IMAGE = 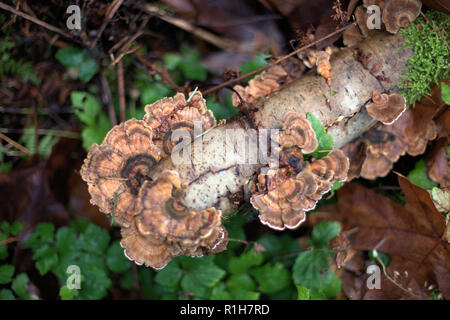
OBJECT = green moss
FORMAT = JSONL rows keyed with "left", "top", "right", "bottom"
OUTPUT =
{"left": 398, "top": 11, "right": 450, "bottom": 106}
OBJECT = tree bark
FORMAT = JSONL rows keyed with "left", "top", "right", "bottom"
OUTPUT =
{"left": 149, "top": 33, "right": 412, "bottom": 215}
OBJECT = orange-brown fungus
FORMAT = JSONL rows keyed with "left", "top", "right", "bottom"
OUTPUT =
{"left": 251, "top": 149, "right": 349, "bottom": 230}
{"left": 251, "top": 169, "right": 318, "bottom": 230}
{"left": 274, "top": 112, "right": 319, "bottom": 154}
{"left": 80, "top": 119, "right": 160, "bottom": 227}
{"left": 119, "top": 170, "right": 228, "bottom": 269}
{"left": 137, "top": 171, "right": 222, "bottom": 246}
{"left": 366, "top": 91, "right": 406, "bottom": 125}
{"left": 143, "top": 91, "right": 216, "bottom": 156}
{"left": 382, "top": 0, "right": 422, "bottom": 34}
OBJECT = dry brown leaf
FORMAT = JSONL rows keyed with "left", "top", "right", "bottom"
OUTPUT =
{"left": 324, "top": 174, "right": 450, "bottom": 299}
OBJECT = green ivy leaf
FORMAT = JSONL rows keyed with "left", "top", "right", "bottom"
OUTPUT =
{"left": 258, "top": 234, "right": 299, "bottom": 267}
{"left": 106, "top": 240, "right": 131, "bottom": 273}
{"left": 297, "top": 285, "right": 310, "bottom": 300}
{"left": 407, "top": 159, "right": 438, "bottom": 189}
{"left": 181, "top": 274, "right": 211, "bottom": 299}
{"left": 228, "top": 249, "right": 264, "bottom": 275}
{"left": 0, "top": 289, "right": 15, "bottom": 300}
{"left": 306, "top": 113, "right": 333, "bottom": 159}
{"left": 0, "top": 264, "right": 15, "bottom": 284}
{"left": 79, "top": 223, "right": 110, "bottom": 255}
{"left": 59, "top": 285, "right": 79, "bottom": 300}
{"left": 11, "top": 273, "right": 30, "bottom": 300}
{"left": 78, "top": 57, "right": 99, "bottom": 83}
{"left": 250, "top": 262, "right": 291, "bottom": 294}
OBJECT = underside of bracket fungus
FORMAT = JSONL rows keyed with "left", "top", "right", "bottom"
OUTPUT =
{"left": 143, "top": 91, "right": 216, "bottom": 156}
{"left": 382, "top": 0, "right": 422, "bottom": 34}
{"left": 366, "top": 91, "right": 406, "bottom": 124}
{"left": 80, "top": 120, "right": 161, "bottom": 227}
{"left": 250, "top": 112, "right": 349, "bottom": 230}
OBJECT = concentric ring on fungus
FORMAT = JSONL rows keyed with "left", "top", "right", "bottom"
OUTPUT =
{"left": 80, "top": 119, "right": 161, "bottom": 227}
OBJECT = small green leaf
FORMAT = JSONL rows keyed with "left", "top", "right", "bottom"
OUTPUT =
{"left": 79, "top": 223, "right": 110, "bottom": 255}
{"left": 226, "top": 273, "right": 256, "bottom": 292}
{"left": 297, "top": 285, "right": 310, "bottom": 300}
{"left": 0, "top": 289, "right": 15, "bottom": 300}
{"left": 292, "top": 250, "right": 342, "bottom": 299}
{"left": 59, "top": 285, "right": 79, "bottom": 300}
{"left": 55, "top": 46, "right": 85, "bottom": 67}
{"left": 240, "top": 53, "right": 270, "bottom": 80}
{"left": 155, "top": 261, "right": 183, "bottom": 289}
{"left": 181, "top": 275, "right": 211, "bottom": 299}
{"left": 230, "top": 288, "right": 260, "bottom": 300}
{"left": 228, "top": 249, "right": 264, "bottom": 275}
{"left": 0, "top": 264, "right": 15, "bottom": 284}
{"left": 407, "top": 159, "right": 438, "bottom": 189}
{"left": 211, "top": 285, "right": 232, "bottom": 300}
{"left": 311, "top": 221, "right": 341, "bottom": 248}
{"left": 0, "top": 221, "right": 10, "bottom": 234}
{"left": 441, "top": 81, "right": 450, "bottom": 105}
{"left": 23, "top": 223, "right": 54, "bottom": 249}
{"left": 70, "top": 91, "right": 100, "bottom": 126}
{"left": 106, "top": 240, "right": 130, "bottom": 273}
{"left": 34, "top": 247, "right": 59, "bottom": 276}
{"left": 11, "top": 273, "right": 30, "bottom": 300}
{"left": 306, "top": 113, "right": 333, "bottom": 159}
{"left": 250, "top": 262, "right": 291, "bottom": 294}
{"left": 80, "top": 266, "right": 111, "bottom": 300}
{"left": 0, "top": 235, "right": 8, "bottom": 260}
{"left": 56, "top": 227, "right": 78, "bottom": 256}
{"left": 78, "top": 55, "right": 99, "bottom": 83}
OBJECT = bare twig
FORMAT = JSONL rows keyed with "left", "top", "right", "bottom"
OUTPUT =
{"left": 100, "top": 73, "right": 117, "bottom": 126}
{"left": 142, "top": 3, "right": 237, "bottom": 51}
{"left": 117, "top": 60, "right": 126, "bottom": 122}
{"left": 0, "top": 128, "right": 80, "bottom": 139}
{"left": 0, "top": 1, "right": 74, "bottom": 39}
{"left": 90, "top": 0, "right": 124, "bottom": 49}
{"left": 202, "top": 22, "right": 356, "bottom": 96}
{"left": 0, "top": 132, "right": 33, "bottom": 156}
{"left": 0, "top": 237, "right": 18, "bottom": 246}
{"left": 133, "top": 51, "right": 182, "bottom": 91}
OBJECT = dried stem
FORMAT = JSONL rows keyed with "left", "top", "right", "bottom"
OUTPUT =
{"left": 90, "top": 0, "right": 124, "bottom": 49}
{"left": 0, "top": 132, "right": 33, "bottom": 156}
{"left": 117, "top": 60, "right": 126, "bottom": 123}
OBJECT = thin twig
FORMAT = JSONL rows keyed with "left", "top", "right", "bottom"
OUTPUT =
{"left": 90, "top": 0, "right": 124, "bottom": 49}
{"left": 117, "top": 60, "right": 126, "bottom": 123}
{"left": 0, "top": 128, "right": 80, "bottom": 139}
{"left": 0, "top": 132, "right": 33, "bottom": 156}
{"left": 100, "top": 73, "right": 117, "bottom": 126}
{"left": 0, "top": 1, "right": 74, "bottom": 39}
{"left": 0, "top": 237, "right": 17, "bottom": 246}
{"left": 142, "top": 3, "right": 237, "bottom": 51}
{"left": 202, "top": 22, "right": 356, "bottom": 96}
{"left": 133, "top": 51, "right": 181, "bottom": 91}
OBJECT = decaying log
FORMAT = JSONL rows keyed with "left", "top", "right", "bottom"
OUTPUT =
{"left": 149, "top": 33, "right": 412, "bottom": 215}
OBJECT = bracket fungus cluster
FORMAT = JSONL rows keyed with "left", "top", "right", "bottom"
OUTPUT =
{"left": 250, "top": 112, "right": 349, "bottom": 230}
{"left": 81, "top": 91, "right": 227, "bottom": 269}
{"left": 366, "top": 91, "right": 406, "bottom": 124}
{"left": 232, "top": 59, "right": 303, "bottom": 108}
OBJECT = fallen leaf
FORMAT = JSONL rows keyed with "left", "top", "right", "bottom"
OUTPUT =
{"left": 323, "top": 174, "right": 450, "bottom": 299}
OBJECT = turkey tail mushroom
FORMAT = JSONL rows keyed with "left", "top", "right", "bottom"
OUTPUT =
{"left": 382, "top": 0, "right": 422, "bottom": 34}
{"left": 80, "top": 119, "right": 161, "bottom": 227}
